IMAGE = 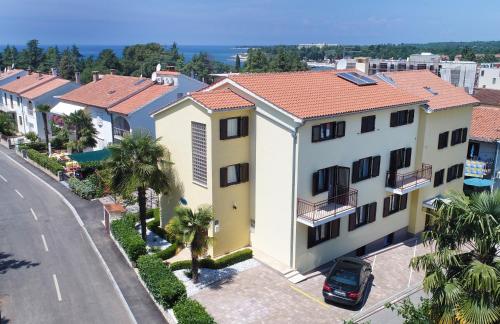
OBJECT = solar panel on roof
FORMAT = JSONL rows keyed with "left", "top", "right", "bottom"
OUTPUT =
{"left": 337, "top": 72, "right": 377, "bottom": 86}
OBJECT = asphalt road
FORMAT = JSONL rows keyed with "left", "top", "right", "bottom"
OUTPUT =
{"left": 0, "top": 151, "right": 134, "bottom": 323}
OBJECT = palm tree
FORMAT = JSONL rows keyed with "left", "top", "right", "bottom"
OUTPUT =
{"left": 36, "top": 104, "right": 51, "bottom": 144}
{"left": 169, "top": 206, "right": 214, "bottom": 283}
{"left": 410, "top": 190, "right": 500, "bottom": 324}
{"left": 64, "top": 110, "right": 97, "bottom": 152}
{"left": 107, "top": 131, "right": 172, "bottom": 241}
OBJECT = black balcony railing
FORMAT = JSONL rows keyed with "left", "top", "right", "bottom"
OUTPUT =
{"left": 386, "top": 163, "right": 432, "bottom": 190}
{"left": 297, "top": 186, "right": 358, "bottom": 225}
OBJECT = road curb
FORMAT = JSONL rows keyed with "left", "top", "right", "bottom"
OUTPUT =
{"left": 1, "top": 150, "right": 138, "bottom": 324}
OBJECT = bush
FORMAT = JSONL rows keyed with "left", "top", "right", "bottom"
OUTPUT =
{"left": 20, "top": 141, "right": 47, "bottom": 152}
{"left": 137, "top": 255, "right": 186, "bottom": 309}
{"left": 169, "top": 248, "right": 253, "bottom": 271}
{"left": 173, "top": 298, "right": 215, "bottom": 324}
{"left": 146, "top": 208, "right": 167, "bottom": 239}
{"left": 26, "top": 149, "right": 63, "bottom": 175}
{"left": 68, "top": 177, "right": 100, "bottom": 200}
{"left": 155, "top": 242, "right": 178, "bottom": 260}
{"left": 25, "top": 131, "right": 38, "bottom": 142}
{"left": 111, "top": 218, "right": 147, "bottom": 262}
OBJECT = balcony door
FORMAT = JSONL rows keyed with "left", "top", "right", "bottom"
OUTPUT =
{"left": 329, "top": 166, "right": 350, "bottom": 205}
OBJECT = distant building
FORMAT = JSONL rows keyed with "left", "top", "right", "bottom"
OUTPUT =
{"left": 477, "top": 64, "right": 500, "bottom": 90}
{"left": 440, "top": 61, "right": 477, "bottom": 94}
{"left": 297, "top": 43, "right": 337, "bottom": 49}
{"left": 0, "top": 68, "right": 27, "bottom": 87}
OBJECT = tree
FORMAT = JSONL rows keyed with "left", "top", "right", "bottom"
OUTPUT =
{"left": 64, "top": 110, "right": 97, "bottom": 151}
{"left": 2, "top": 45, "right": 19, "bottom": 69}
{"left": 59, "top": 46, "right": 83, "bottom": 80}
{"left": 461, "top": 46, "right": 477, "bottom": 62}
{"left": 169, "top": 206, "right": 214, "bottom": 283}
{"left": 235, "top": 54, "right": 241, "bottom": 72}
{"left": 20, "top": 39, "right": 44, "bottom": 70}
{"left": 386, "top": 297, "right": 433, "bottom": 324}
{"left": 244, "top": 48, "right": 269, "bottom": 72}
{"left": 0, "top": 112, "right": 16, "bottom": 135}
{"left": 97, "top": 49, "right": 121, "bottom": 72}
{"left": 36, "top": 104, "right": 52, "bottom": 144}
{"left": 107, "top": 131, "right": 173, "bottom": 241}
{"left": 182, "top": 52, "right": 212, "bottom": 82}
{"left": 39, "top": 46, "right": 61, "bottom": 73}
{"left": 410, "top": 190, "right": 500, "bottom": 324}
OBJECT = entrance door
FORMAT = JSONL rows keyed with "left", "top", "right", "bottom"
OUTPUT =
{"left": 329, "top": 166, "right": 350, "bottom": 205}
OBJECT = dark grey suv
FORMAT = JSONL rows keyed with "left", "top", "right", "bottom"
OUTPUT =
{"left": 322, "top": 257, "right": 372, "bottom": 306}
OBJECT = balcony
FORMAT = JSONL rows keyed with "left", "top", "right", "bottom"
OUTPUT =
{"left": 385, "top": 163, "right": 432, "bottom": 195}
{"left": 297, "top": 186, "right": 358, "bottom": 227}
{"left": 113, "top": 127, "right": 130, "bottom": 139}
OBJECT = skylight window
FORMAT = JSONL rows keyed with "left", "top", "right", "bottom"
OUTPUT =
{"left": 337, "top": 72, "right": 377, "bottom": 86}
{"left": 424, "top": 86, "right": 438, "bottom": 96}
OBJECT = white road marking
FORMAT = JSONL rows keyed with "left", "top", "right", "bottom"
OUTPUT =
{"left": 14, "top": 189, "right": 24, "bottom": 198}
{"left": 30, "top": 208, "right": 38, "bottom": 221}
{"left": 0, "top": 174, "right": 7, "bottom": 182}
{"left": 53, "top": 274, "right": 62, "bottom": 301}
{"left": 41, "top": 234, "right": 49, "bottom": 252}
{"left": 407, "top": 238, "right": 418, "bottom": 287}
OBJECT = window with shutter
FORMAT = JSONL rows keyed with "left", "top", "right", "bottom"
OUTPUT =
{"left": 383, "top": 197, "right": 390, "bottom": 217}
{"left": 408, "top": 110, "right": 415, "bottom": 123}
{"left": 371, "top": 156, "right": 381, "bottom": 177}
{"left": 336, "top": 121, "right": 345, "bottom": 138}
{"left": 311, "top": 121, "right": 345, "bottom": 142}
{"left": 307, "top": 219, "right": 340, "bottom": 248}
{"left": 220, "top": 163, "right": 249, "bottom": 187}
{"left": 438, "top": 132, "right": 449, "bottom": 149}
{"left": 404, "top": 147, "right": 412, "bottom": 168}
{"left": 348, "top": 213, "right": 356, "bottom": 231}
{"left": 361, "top": 115, "right": 376, "bottom": 133}
{"left": 313, "top": 167, "right": 329, "bottom": 195}
{"left": 390, "top": 112, "right": 398, "bottom": 127}
{"left": 457, "top": 163, "right": 464, "bottom": 178}
{"left": 352, "top": 160, "right": 360, "bottom": 183}
{"left": 461, "top": 128, "right": 467, "bottom": 143}
{"left": 434, "top": 169, "right": 444, "bottom": 187}
{"left": 390, "top": 110, "right": 413, "bottom": 127}
{"left": 220, "top": 116, "right": 249, "bottom": 140}
{"left": 368, "top": 202, "right": 377, "bottom": 223}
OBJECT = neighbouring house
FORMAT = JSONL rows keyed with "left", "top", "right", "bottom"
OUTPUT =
{"left": 463, "top": 88, "right": 500, "bottom": 192}
{"left": 153, "top": 69, "right": 478, "bottom": 274}
{"left": 0, "top": 70, "right": 79, "bottom": 139}
{"left": 0, "top": 68, "right": 27, "bottom": 87}
{"left": 54, "top": 68, "right": 206, "bottom": 150}
{"left": 477, "top": 64, "right": 500, "bottom": 90}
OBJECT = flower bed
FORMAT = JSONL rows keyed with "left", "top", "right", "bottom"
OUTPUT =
{"left": 169, "top": 248, "right": 253, "bottom": 271}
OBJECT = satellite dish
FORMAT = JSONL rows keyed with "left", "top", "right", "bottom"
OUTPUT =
{"left": 156, "top": 63, "right": 161, "bottom": 72}
{"left": 151, "top": 71, "right": 157, "bottom": 81}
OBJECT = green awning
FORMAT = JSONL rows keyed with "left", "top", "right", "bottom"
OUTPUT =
{"left": 69, "top": 149, "right": 110, "bottom": 163}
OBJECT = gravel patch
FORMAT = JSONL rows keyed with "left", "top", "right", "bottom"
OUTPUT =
{"left": 135, "top": 225, "right": 171, "bottom": 251}
{"left": 174, "top": 258, "right": 260, "bottom": 296}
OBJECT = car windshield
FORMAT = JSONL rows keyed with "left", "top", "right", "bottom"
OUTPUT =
{"left": 328, "top": 261, "right": 362, "bottom": 288}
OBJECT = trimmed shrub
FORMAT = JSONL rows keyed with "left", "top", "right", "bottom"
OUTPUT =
{"left": 25, "top": 131, "right": 38, "bottom": 142}
{"left": 68, "top": 176, "right": 102, "bottom": 200}
{"left": 137, "top": 254, "right": 186, "bottom": 309}
{"left": 20, "top": 141, "right": 47, "bottom": 152}
{"left": 111, "top": 218, "right": 147, "bottom": 262}
{"left": 173, "top": 298, "right": 215, "bottom": 324}
{"left": 169, "top": 248, "right": 253, "bottom": 271}
{"left": 26, "top": 149, "right": 63, "bottom": 175}
{"left": 155, "top": 242, "right": 178, "bottom": 260}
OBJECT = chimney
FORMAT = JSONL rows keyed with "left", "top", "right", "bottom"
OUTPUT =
{"left": 51, "top": 68, "right": 58, "bottom": 76}
{"left": 92, "top": 71, "right": 99, "bottom": 82}
{"left": 37, "top": 71, "right": 42, "bottom": 78}
{"left": 109, "top": 69, "right": 117, "bottom": 75}
{"left": 75, "top": 72, "right": 81, "bottom": 85}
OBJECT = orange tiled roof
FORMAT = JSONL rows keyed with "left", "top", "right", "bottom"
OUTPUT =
{"left": 224, "top": 70, "right": 424, "bottom": 119}
{"left": 0, "top": 73, "right": 57, "bottom": 94}
{"left": 22, "top": 78, "right": 70, "bottom": 100}
{"left": 109, "top": 84, "right": 174, "bottom": 115}
{"left": 0, "top": 69, "right": 24, "bottom": 81}
{"left": 191, "top": 88, "right": 254, "bottom": 110}
{"left": 472, "top": 88, "right": 500, "bottom": 107}
{"left": 384, "top": 70, "right": 479, "bottom": 111}
{"left": 60, "top": 75, "right": 154, "bottom": 108}
{"left": 470, "top": 105, "right": 500, "bottom": 142}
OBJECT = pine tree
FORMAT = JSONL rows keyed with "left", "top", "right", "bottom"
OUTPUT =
{"left": 235, "top": 54, "right": 241, "bottom": 72}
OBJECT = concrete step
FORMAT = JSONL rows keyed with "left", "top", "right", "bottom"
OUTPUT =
{"left": 288, "top": 273, "right": 307, "bottom": 284}
{"left": 284, "top": 270, "right": 299, "bottom": 279}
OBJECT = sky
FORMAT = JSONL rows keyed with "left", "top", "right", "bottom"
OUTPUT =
{"left": 0, "top": 0, "right": 499, "bottom": 46}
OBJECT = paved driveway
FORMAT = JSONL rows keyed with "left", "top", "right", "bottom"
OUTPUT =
{"left": 193, "top": 239, "right": 430, "bottom": 324}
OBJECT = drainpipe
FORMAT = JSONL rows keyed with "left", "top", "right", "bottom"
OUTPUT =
{"left": 289, "top": 126, "right": 300, "bottom": 270}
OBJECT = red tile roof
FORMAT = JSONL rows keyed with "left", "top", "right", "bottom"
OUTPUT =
{"left": 223, "top": 70, "right": 424, "bottom": 119}
{"left": 108, "top": 84, "right": 174, "bottom": 115}
{"left": 60, "top": 75, "right": 154, "bottom": 108}
{"left": 0, "top": 69, "right": 24, "bottom": 81}
{"left": 22, "top": 78, "right": 70, "bottom": 100}
{"left": 0, "top": 73, "right": 57, "bottom": 94}
{"left": 472, "top": 88, "right": 500, "bottom": 107}
{"left": 384, "top": 70, "right": 479, "bottom": 111}
{"left": 470, "top": 105, "right": 500, "bottom": 142}
{"left": 191, "top": 89, "right": 254, "bottom": 110}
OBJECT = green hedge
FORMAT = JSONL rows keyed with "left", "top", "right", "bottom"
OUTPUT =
{"left": 26, "top": 149, "right": 63, "bottom": 175}
{"left": 20, "top": 141, "right": 47, "bottom": 152}
{"left": 146, "top": 208, "right": 167, "bottom": 239}
{"left": 137, "top": 255, "right": 186, "bottom": 309}
{"left": 169, "top": 248, "right": 253, "bottom": 271}
{"left": 173, "top": 298, "right": 215, "bottom": 324}
{"left": 68, "top": 175, "right": 103, "bottom": 200}
{"left": 111, "top": 217, "right": 147, "bottom": 262}
{"left": 155, "top": 242, "right": 178, "bottom": 260}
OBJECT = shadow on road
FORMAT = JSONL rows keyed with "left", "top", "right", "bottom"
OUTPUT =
{"left": 0, "top": 252, "right": 40, "bottom": 274}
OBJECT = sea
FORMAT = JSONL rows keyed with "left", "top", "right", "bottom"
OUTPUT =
{"left": 0, "top": 44, "right": 250, "bottom": 64}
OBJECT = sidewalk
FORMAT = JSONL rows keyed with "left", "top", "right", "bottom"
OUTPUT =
{"left": 0, "top": 147, "right": 166, "bottom": 323}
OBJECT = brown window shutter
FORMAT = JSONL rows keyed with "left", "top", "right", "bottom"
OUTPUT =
{"left": 404, "top": 148, "right": 412, "bottom": 168}
{"left": 220, "top": 167, "right": 228, "bottom": 187}
{"left": 312, "top": 125, "right": 320, "bottom": 142}
{"left": 220, "top": 119, "right": 227, "bottom": 140}
{"left": 240, "top": 117, "right": 249, "bottom": 137}
{"left": 457, "top": 163, "right": 464, "bottom": 178}
{"left": 352, "top": 160, "right": 360, "bottom": 183}
{"left": 383, "top": 197, "right": 390, "bottom": 217}
{"left": 400, "top": 194, "right": 408, "bottom": 210}
{"left": 389, "top": 150, "right": 398, "bottom": 171}
{"left": 408, "top": 109, "right": 415, "bottom": 123}
{"left": 368, "top": 202, "right": 377, "bottom": 223}
{"left": 371, "top": 156, "right": 381, "bottom": 177}
{"left": 461, "top": 128, "right": 467, "bottom": 143}
{"left": 390, "top": 112, "right": 398, "bottom": 127}
{"left": 312, "top": 171, "right": 319, "bottom": 195}
{"left": 331, "top": 219, "right": 340, "bottom": 238}
{"left": 307, "top": 226, "right": 315, "bottom": 249}
{"left": 348, "top": 212, "right": 357, "bottom": 231}
{"left": 336, "top": 121, "right": 345, "bottom": 138}
{"left": 239, "top": 163, "right": 249, "bottom": 182}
